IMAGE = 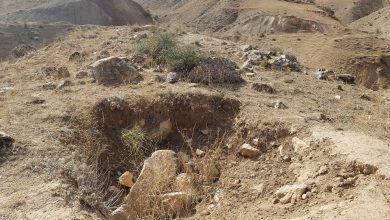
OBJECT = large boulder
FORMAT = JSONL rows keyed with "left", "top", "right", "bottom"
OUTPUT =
{"left": 111, "top": 150, "right": 179, "bottom": 219}
{"left": 90, "top": 56, "right": 142, "bottom": 85}
{"left": 186, "top": 57, "right": 244, "bottom": 85}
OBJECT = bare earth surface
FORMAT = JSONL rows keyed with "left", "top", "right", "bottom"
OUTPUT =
{"left": 0, "top": 0, "right": 390, "bottom": 220}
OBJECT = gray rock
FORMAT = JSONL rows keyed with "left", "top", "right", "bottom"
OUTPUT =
{"left": 167, "top": 72, "right": 179, "bottom": 83}
{"left": 57, "top": 79, "right": 72, "bottom": 89}
{"left": 241, "top": 44, "right": 254, "bottom": 52}
{"left": 274, "top": 100, "right": 288, "bottom": 109}
{"left": 270, "top": 54, "right": 302, "bottom": 72}
{"left": 292, "top": 137, "right": 309, "bottom": 153}
{"left": 276, "top": 184, "right": 308, "bottom": 204}
{"left": 90, "top": 56, "right": 142, "bottom": 85}
{"left": 239, "top": 143, "right": 261, "bottom": 158}
{"left": 318, "top": 165, "right": 328, "bottom": 175}
{"left": 195, "top": 149, "right": 205, "bottom": 157}
{"left": 316, "top": 69, "right": 334, "bottom": 80}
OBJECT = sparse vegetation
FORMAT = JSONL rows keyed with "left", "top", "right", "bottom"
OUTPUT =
{"left": 121, "top": 127, "right": 147, "bottom": 158}
{"left": 138, "top": 32, "right": 177, "bottom": 66}
{"left": 259, "top": 59, "right": 270, "bottom": 69}
{"left": 138, "top": 32, "right": 204, "bottom": 73}
{"left": 167, "top": 45, "right": 204, "bottom": 73}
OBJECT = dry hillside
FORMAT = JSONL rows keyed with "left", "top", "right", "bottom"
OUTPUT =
{"left": 5, "top": 0, "right": 153, "bottom": 26}
{"left": 0, "top": 0, "right": 389, "bottom": 220}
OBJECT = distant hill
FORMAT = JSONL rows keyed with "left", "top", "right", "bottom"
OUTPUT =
{"left": 4, "top": 0, "right": 153, "bottom": 26}
{"left": 350, "top": 5, "right": 390, "bottom": 39}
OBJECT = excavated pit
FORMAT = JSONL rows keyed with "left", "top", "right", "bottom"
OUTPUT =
{"left": 85, "top": 91, "right": 240, "bottom": 185}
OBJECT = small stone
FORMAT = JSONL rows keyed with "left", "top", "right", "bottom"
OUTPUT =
{"left": 200, "top": 129, "right": 209, "bottom": 135}
{"left": 282, "top": 155, "right": 291, "bottom": 162}
{"left": 118, "top": 171, "right": 135, "bottom": 188}
{"left": 291, "top": 137, "right": 309, "bottom": 153}
{"left": 274, "top": 100, "right": 288, "bottom": 109}
{"left": 241, "top": 45, "right": 253, "bottom": 52}
{"left": 301, "top": 194, "right": 307, "bottom": 200}
{"left": 318, "top": 165, "right": 328, "bottom": 175}
{"left": 226, "top": 143, "right": 233, "bottom": 149}
{"left": 334, "top": 95, "right": 341, "bottom": 100}
{"left": 167, "top": 72, "right": 179, "bottom": 83}
{"left": 276, "top": 184, "right": 307, "bottom": 204}
{"left": 214, "top": 190, "right": 224, "bottom": 203}
{"left": 239, "top": 144, "right": 261, "bottom": 158}
{"left": 195, "top": 149, "right": 205, "bottom": 157}
{"left": 57, "top": 79, "right": 72, "bottom": 89}
{"left": 360, "top": 94, "right": 371, "bottom": 101}
{"left": 278, "top": 144, "right": 286, "bottom": 156}
{"left": 201, "top": 210, "right": 211, "bottom": 216}
{"left": 246, "top": 72, "right": 256, "bottom": 77}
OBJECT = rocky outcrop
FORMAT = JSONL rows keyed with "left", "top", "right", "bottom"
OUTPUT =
{"left": 270, "top": 54, "right": 302, "bottom": 72}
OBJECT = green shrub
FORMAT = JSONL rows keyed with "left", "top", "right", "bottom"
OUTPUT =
{"left": 138, "top": 32, "right": 177, "bottom": 65}
{"left": 167, "top": 45, "right": 204, "bottom": 73}
{"left": 138, "top": 32, "right": 204, "bottom": 73}
{"left": 259, "top": 59, "right": 270, "bottom": 69}
{"left": 121, "top": 127, "right": 146, "bottom": 157}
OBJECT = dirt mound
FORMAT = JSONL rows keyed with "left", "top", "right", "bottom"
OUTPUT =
{"left": 6, "top": 0, "right": 152, "bottom": 26}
